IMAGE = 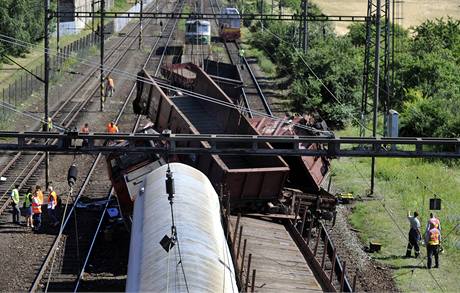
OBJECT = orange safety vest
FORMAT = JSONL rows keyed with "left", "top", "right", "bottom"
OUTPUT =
{"left": 107, "top": 123, "right": 118, "bottom": 134}
{"left": 48, "top": 191, "right": 58, "bottom": 209}
{"left": 32, "top": 196, "right": 42, "bottom": 214}
{"left": 81, "top": 126, "right": 90, "bottom": 133}
{"left": 107, "top": 78, "right": 114, "bottom": 88}
{"left": 428, "top": 228, "right": 440, "bottom": 245}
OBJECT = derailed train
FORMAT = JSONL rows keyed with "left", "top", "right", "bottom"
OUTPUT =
{"left": 125, "top": 163, "right": 237, "bottom": 292}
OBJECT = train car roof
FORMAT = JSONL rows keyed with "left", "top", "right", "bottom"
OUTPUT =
{"left": 185, "top": 19, "right": 211, "bottom": 25}
{"left": 221, "top": 7, "right": 240, "bottom": 14}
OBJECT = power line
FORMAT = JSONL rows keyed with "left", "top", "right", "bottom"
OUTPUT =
{"left": 0, "top": 34, "right": 333, "bottom": 136}
{"left": 259, "top": 26, "right": 384, "bottom": 136}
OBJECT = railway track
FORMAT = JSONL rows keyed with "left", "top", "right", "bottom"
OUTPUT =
{"left": 30, "top": 1, "right": 185, "bottom": 291}
{"left": 0, "top": 2, "right": 164, "bottom": 218}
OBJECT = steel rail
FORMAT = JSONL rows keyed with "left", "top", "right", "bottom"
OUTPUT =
{"left": 29, "top": 1, "right": 172, "bottom": 288}
{"left": 0, "top": 7, "right": 159, "bottom": 216}
{"left": 52, "top": 12, "right": 371, "bottom": 22}
{"left": 72, "top": 1, "right": 184, "bottom": 290}
{"left": 233, "top": 41, "right": 273, "bottom": 116}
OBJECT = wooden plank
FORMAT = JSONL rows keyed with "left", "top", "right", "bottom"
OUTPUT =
{"left": 230, "top": 216, "right": 322, "bottom": 292}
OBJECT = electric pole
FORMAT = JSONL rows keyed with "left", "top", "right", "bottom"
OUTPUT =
{"left": 303, "top": 0, "right": 308, "bottom": 53}
{"left": 370, "top": 0, "right": 382, "bottom": 194}
{"left": 100, "top": 0, "right": 105, "bottom": 112}
{"left": 44, "top": 0, "right": 50, "bottom": 189}
{"left": 56, "top": 0, "right": 60, "bottom": 66}
{"left": 139, "top": 0, "right": 143, "bottom": 49}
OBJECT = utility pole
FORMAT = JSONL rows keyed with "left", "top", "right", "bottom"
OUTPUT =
{"left": 44, "top": 0, "right": 50, "bottom": 189}
{"left": 56, "top": 0, "right": 60, "bottom": 66}
{"left": 100, "top": 0, "right": 105, "bottom": 112}
{"left": 91, "top": 0, "right": 95, "bottom": 32}
{"left": 370, "top": 0, "right": 382, "bottom": 194}
{"left": 303, "top": 0, "right": 308, "bottom": 53}
{"left": 138, "top": 0, "right": 143, "bottom": 49}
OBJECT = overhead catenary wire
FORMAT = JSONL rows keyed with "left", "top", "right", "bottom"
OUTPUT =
{"left": 0, "top": 100, "right": 67, "bottom": 132}
{"left": 0, "top": 34, "right": 333, "bottom": 136}
{"left": 259, "top": 27, "right": 385, "bottom": 136}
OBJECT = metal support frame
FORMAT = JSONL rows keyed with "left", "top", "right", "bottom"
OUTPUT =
{"left": 299, "top": 0, "right": 308, "bottom": 53}
{"left": 360, "top": 0, "right": 391, "bottom": 194}
{"left": 44, "top": 0, "right": 51, "bottom": 189}
{"left": 50, "top": 11, "right": 370, "bottom": 22}
{"left": 138, "top": 0, "right": 143, "bottom": 49}
{"left": 0, "top": 131, "right": 459, "bottom": 158}
{"left": 100, "top": 0, "right": 105, "bottom": 112}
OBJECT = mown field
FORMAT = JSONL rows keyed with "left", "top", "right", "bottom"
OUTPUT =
{"left": 313, "top": 0, "right": 460, "bottom": 34}
{"left": 332, "top": 127, "right": 460, "bottom": 292}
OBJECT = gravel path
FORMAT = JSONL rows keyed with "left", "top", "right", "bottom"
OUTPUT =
{"left": 326, "top": 205, "right": 399, "bottom": 292}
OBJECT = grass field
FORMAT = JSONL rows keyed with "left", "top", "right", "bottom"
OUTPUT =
{"left": 312, "top": 0, "right": 460, "bottom": 34}
{"left": 332, "top": 127, "right": 460, "bottom": 292}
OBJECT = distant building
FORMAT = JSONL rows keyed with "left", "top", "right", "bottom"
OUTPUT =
{"left": 58, "top": 0, "right": 114, "bottom": 35}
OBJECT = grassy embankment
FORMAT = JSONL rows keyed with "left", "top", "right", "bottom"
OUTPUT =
{"left": 332, "top": 126, "right": 460, "bottom": 292}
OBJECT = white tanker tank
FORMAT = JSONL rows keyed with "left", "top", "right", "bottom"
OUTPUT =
{"left": 126, "top": 163, "right": 238, "bottom": 293}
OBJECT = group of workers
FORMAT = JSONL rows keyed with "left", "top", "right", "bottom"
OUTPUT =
{"left": 10, "top": 184, "right": 59, "bottom": 232}
{"left": 406, "top": 211, "right": 442, "bottom": 269}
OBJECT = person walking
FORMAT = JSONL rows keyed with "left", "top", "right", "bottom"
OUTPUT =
{"left": 32, "top": 191, "right": 42, "bottom": 232}
{"left": 47, "top": 185, "right": 59, "bottom": 227}
{"left": 426, "top": 221, "right": 441, "bottom": 269}
{"left": 106, "top": 121, "right": 119, "bottom": 134}
{"left": 10, "top": 184, "right": 20, "bottom": 224}
{"left": 105, "top": 75, "right": 115, "bottom": 98}
{"left": 406, "top": 211, "right": 421, "bottom": 258}
{"left": 238, "top": 48, "right": 245, "bottom": 69}
{"left": 22, "top": 187, "right": 33, "bottom": 228}
{"left": 81, "top": 123, "right": 90, "bottom": 147}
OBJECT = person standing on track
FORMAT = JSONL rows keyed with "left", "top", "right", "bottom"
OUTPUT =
{"left": 105, "top": 75, "right": 115, "bottom": 99}
{"left": 32, "top": 190, "right": 42, "bottom": 232}
{"left": 238, "top": 48, "right": 245, "bottom": 70}
{"left": 22, "top": 187, "right": 33, "bottom": 228}
{"left": 406, "top": 211, "right": 421, "bottom": 258}
{"left": 35, "top": 185, "right": 44, "bottom": 206}
{"left": 47, "top": 185, "right": 59, "bottom": 227}
{"left": 81, "top": 123, "right": 90, "bottom": 147}
{"left": 107, "top": 121, "right": 119, "bottom": 134}
{"left": 425, "top": 221, "right": 441, "bottom": 269}
{"left": 10, "top": 184, "right": 20, "bottom": 224}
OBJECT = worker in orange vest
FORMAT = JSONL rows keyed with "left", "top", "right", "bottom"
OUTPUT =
{"left": 425, "top": 221, "right": 441, "bottom": 269}
{"left": 31, "top": 190, "right": 42, "bottom": 232}
{"left": 105, "top": 75, "right": 115, "bottom": 98}
{"left": 47, "top": 185, "right": 59, "bottom": 227}
{"left": 107, "top": 121, "right": 119, "bottom": 134}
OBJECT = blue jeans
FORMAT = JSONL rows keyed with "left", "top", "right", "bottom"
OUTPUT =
{"left": 33, "top": 213, "right": 42, "bottom": 231}
{"left": 48, "top": 208, "right": 58, "bottom": 224}
{"left": 12, "top": 202, "right": 20, "bottom": 223}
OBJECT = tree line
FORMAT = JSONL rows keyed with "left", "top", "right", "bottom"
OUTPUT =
{"left": 0, "top": 0, "right": 46, "bottom": 59}
{"left": 241, "top": 0, "right": 460, "bottom": 137}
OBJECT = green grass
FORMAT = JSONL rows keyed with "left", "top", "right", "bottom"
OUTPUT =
{"left": 178, "top": 4, "right": 191, "bottom": 32}
{"left": 240, "top": 28, "right": 277, "bottom": 76}
{"left": 332, "top": 127, "right": 460, "bottom": 292}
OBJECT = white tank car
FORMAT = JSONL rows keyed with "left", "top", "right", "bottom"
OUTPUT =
{"left": 126, "top": 163, "right": 238, "bottom": 293}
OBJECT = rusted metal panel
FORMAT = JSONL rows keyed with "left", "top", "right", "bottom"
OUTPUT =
{"left": 250, "top": 116, "right": 330, "bottom": 192}
{"left": 134, "top": 66, "right": 289, "bottom": 206}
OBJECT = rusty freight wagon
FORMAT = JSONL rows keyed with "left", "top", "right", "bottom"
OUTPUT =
{"left": 133, "top": 63, "right": 289, "bottom": 209}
